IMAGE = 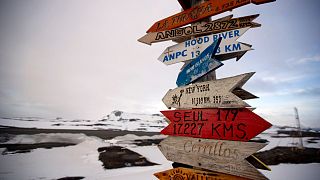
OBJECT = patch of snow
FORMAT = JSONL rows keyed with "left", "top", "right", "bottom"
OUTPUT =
{"left": 0, "top": 133, "right": 170, "bottom": 180}
{"left": 261, "top": 163, "right": 320, "bottom": 180}
{"left": 2, "top": 133, "right": 88, "bottom": 145}
{"left": 113, "top": 134, "right": 167, "bottom": 141}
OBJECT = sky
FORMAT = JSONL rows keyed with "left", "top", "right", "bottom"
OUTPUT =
{"left": 0, "top": 0, "right": 319, "bottom": 127}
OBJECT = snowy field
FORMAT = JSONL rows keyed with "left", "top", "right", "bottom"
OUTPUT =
{"left": 0, "top": 110, "right": 167, "bottom": 132}
{"left": 0, "top": 113, "right": 319, "bottom": 180}
{"left": 0, "top": 131, "right": 319, "bottom": 180}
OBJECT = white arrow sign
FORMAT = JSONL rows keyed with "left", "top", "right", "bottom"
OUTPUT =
{"left": 162, "top": 72, "right": 256, "bottom": 109}
{"left": 159, "top": 27, "right": 252, "bottom": 65}
{"left": 158, "top": 136, "right": 268, "bottom": 180}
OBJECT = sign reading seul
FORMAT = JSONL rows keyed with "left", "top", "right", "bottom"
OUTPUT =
{"left": 164, "top": 72, "right": 256, "bottom": 109}
{"left": 159, "top": 27, "right": 252, "bottom": 65}
{"left": 158, "top": 136, "right": 268, "bottom": 180}
{"left": 138, "top": 14, "right": 260, "bottom": 45}
{"left": 160, "top": 108, "right": 272, "bottom": 141}
{"left": 146, "top": 0, "right": 275, "bottom": 32}
{"left": 176, "top": 38, "right": 223, "bottom": 87}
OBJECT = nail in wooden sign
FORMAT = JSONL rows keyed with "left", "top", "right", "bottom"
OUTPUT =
{"left": 138, "top": 14, "right": 260, "bottom": 45}
{"left": 154, "top": 167, "right": 249, "bottom": 180}
{"left": 159, "top": 27, "right": 252, "bottom": 65}
{"left": 163, "top": 72, "right": 256, "bottom": 109}
{"left": 176, "top": 38, "right": 223, "bottom": 87}
{"left": 160, "top": 108, "right": 272, "bottom": 141}
{"left": 146, "top": 0, "right": 275, "bottom": 32}
{"left": 158, "top": 136, "right": 268, "bottom": 180}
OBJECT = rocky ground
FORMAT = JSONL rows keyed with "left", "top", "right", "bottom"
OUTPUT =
{"left": 0, "top": 127, "right": 319, "bottom": 173}
{"left": 98, "top": 146, "right": 158, "bottom": 169}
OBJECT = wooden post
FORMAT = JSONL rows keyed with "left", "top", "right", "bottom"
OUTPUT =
{"left": 187, "top": 0, "right": 217, "bottom": 82}
{"left": 175, "top": 0, "right": 217, "bottom": 174}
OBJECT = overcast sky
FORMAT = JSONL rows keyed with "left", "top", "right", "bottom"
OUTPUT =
{"left": 0, "top": 0, "right": 319, "bottom": 127}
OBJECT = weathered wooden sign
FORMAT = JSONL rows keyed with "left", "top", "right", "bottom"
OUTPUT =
{"left": 163, "top": 72, "right": 256, "bottom": 109}
{"left": 138, "top": 14, "right": 260, "bottom": 45}
{"left": 160, "top": 108, "right": 271, "bottom": 141}
{"left": 176, "top": 38, "right": 223, "bottom": 87}
{"left": 146, "top": 0, "right": 275, "bottom": 32}
{"left": 216, "top": 45, "right": 251, "bottom": 61}
{"left": 158, "top": 136, "right": 267, "bottom": 180}
{"left": 154, "top": 167, "right": 248, "bottom": 180}
{"left": 159, "top": 27, "right": 252, "bottom": 65}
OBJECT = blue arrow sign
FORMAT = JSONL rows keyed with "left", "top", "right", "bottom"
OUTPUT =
{"left": 176, "top": 38, "right": 223, "bottom": 87}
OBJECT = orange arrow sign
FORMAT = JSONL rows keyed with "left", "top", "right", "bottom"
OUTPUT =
{"left": 154, "top": 167, "right": 249, "bottom": 180}
{"left": 147, "top": 0, "right": 275, "bottom": 32}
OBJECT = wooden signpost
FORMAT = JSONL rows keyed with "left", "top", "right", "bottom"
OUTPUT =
{"left": 138, "top": 14, "right": 260, "bottom": 45}
{"left": 158, "top": 136, "right": 268, "bottom": 180}
{"left": 160, "top": 108, "right": 271, "bottom": 141}
{"left": 139, "top": 0, "right": 275, "bottom": 179}
{"left": 158, "top": 27, "right": 252, "bottom": 65}
{"left": 176, "top": 38, "right": 223, "bottom": 87}
{"left": 164, "top": 72, "right": 256, "bottom": 109}
{"left": 154, "top": 167, "right": 249, "bottom": 180}
{"left": 146, "top": 0, "right": 274, "bottom": 32}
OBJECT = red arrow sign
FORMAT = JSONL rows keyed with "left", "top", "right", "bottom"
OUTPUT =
{"left": 147, "top": 0, "right": 275, "bottom": 32}
{"left": 161, "top": 108, "right": 271, "bottom": 141}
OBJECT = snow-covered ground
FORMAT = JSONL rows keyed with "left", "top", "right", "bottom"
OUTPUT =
{"left": 0, "top": 130, "right": 319, "bottom": 180}
{"left": 0, "top": 133, "right": 171, "bottom": 180}
{"left": 0, "top": 112, "right": 319, "bottom": 179}
{"left": 0, "top": 110, "right": 167, "bottom": 132}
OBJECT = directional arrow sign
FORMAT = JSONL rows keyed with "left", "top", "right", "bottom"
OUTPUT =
{"left": 146, "top": 0, "right": 275, "bottom": 32}
{"left": 164, "top": 72, "right": 256, "bottom": 109}
{"left": 138, "top": 14, "right": 260, "bottom": 45}
{"left": 160, "top": 108, "right": 272, "bottom": 141}
{"left": 159, "top": 27, "right": 252, "bottom": 65}
{"left": 158, "top": 136, "right": 268, "bottom": 180}
{"left": 216, "top": 44, "right": 251, "bottom": 61}
{"left": 176, "top": 38, "right": 223, "bottom": 87}
{"left": 154, "top": 167, "right": 248, "bottom": 180}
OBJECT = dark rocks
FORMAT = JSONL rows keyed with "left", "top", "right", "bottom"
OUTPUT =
{"left": 57, "top": 177, "right": 85, "bottom": 180}
{"left": 114, "top": 111, "right": 123, "bottom": 116}
{"left": 98, "top": 146, "right": 158, "bottom": 169}
{"left": 132, "top": 139, "right": 163, "bottom": 146}
{"left": 277, "top": 130, "right": 320, "bottom": 137}
{"left": 0, "top": 142, "right": 77, "bottom": 155}
{"left": 253, "top": 146, "right": 320, "bottom": 165}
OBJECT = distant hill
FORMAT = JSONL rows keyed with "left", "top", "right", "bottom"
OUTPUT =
{"left": 98, "top": 110, "right": 167, "bottom": 132}
{"left": 0, "top": 110, "right": 168, "bottom": 132}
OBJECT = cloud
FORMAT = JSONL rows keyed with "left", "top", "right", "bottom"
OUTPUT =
{"left": 286, "top": 55, "right": 320, "bottom": 65}
{"left": 255, "top": 86, "right": 320, "bottom": 98}
{"left": 260, "top": 75, "right": 304, "bottom": 84}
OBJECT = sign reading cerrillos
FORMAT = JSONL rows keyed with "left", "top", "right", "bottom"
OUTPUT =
{"left": 154, "top": 167, "right": 249, "bottom": 180}
{"left": 176, "top": 38, "right": 223, "bottom": 87}
{"left": 164, "top": 72, "right": 256, "bottom": 109}
{"left": 160, "top": 108, "right": 271, "bottom": 141}
{"left": 158, "top": 27, "right": 252, "bottom": 65}
{"left": 158, "top": 136, "right": 268, "bottom": 180}
{"left": 146, "top": 0, "right": 275, "bottom": 32}
{"left": 138, "top": 14, "right": 260, "bottom": 45}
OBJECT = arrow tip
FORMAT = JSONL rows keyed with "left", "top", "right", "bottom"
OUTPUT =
{"left": 137, "top": 35, "right": 152, "bottom": 45}
{"left": 251, "top": 0, "right": 276, "bottom": 5}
